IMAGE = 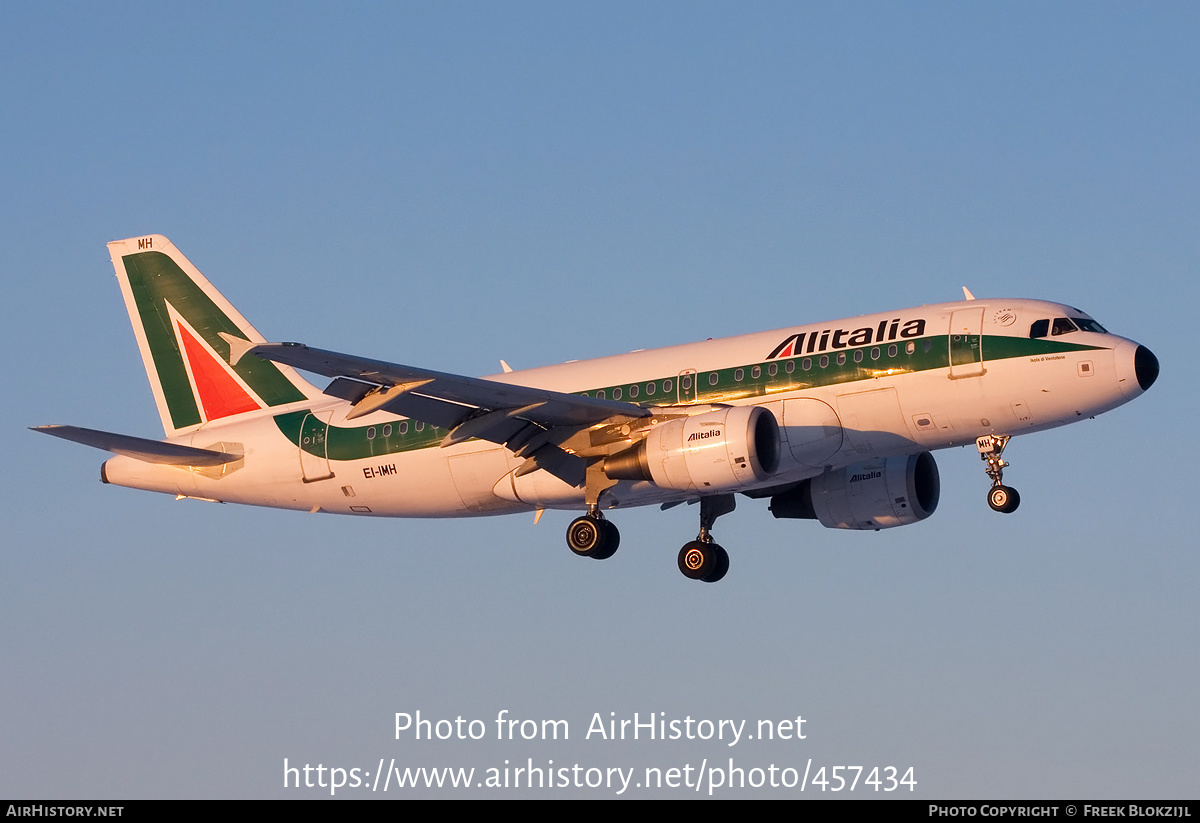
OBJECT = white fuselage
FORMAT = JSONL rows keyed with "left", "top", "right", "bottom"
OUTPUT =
{"left": 101, "top": 297, "right": 1148, "bottom": 518}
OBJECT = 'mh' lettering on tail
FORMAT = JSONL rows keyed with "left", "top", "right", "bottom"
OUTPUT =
{"left": 109, "top": 236, "right": 321, "bottom": 436}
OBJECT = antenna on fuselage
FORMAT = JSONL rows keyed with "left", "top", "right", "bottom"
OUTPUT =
{"left": 962, "top": 287, "right": 976, "bottom": 300}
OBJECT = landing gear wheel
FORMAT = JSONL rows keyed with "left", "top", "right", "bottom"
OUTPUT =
{"left": 566, "top": 516, "right": 619, "bottom": 559}
{"left": 703, "top": 545, "right": 730, "bottom": 583}
{"left": 977, "top": 435, "right": 1021, "bottom": 514}
{"left": 679, "top": 540, "right": 723, "bottom": 581}
{"left": 987, "top": 485, "right": 1020, "bottom": 514}
{"left": 591, "top": 520, "right": 620, "bottom": 560}
{"left": 567, "top": 516, "right": 601, "bottom": 557}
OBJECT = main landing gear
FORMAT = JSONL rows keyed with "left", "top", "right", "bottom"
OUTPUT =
{"left": 566, "top": 462, "right": 621, "bottom": 560}
{"left": 677, "top": 495, "right": 734, "bottom": 583}
{"left": 566, "top": 507, "right": 620, "bottom": 560}
{"left": 977, "top": 434, "right": 1020, "bottom": 514}
{"left": 563, "top": 494, "right": 735, "bottom": 583}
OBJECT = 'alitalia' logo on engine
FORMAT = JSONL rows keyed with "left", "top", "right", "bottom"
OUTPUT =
{"left": 850, "top": 471, "right": 882, "bottom": 482}
{"left": 688, "top": 429, "right": 722, "bottom": 442}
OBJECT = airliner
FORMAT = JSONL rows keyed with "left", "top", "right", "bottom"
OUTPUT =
{"left": 36, "top": 235, "right": 1159, "bottom": 582}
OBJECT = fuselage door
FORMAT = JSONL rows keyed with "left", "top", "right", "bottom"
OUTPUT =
{"left": 949, "top": 307, "right": 986, "bottom": 379}
{"left": 298, "top": 411, "right": 335, "bottom": 483}
{"left": 677, "top": 370, "right": 698, "bottom": 404}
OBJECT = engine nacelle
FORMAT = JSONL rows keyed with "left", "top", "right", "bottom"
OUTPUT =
{"left": 770, "top": 452, "right": 940, "bottom": 530}
{"left": 605, "top": 406, "right": 780, "bottom": 492}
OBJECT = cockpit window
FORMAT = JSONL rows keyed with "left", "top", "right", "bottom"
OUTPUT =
{"left": 1051, "top": 317, "right": 1079, "bottom": 336}
{"left": 1033, "top": 315, "right": 1106, "bottom": 338}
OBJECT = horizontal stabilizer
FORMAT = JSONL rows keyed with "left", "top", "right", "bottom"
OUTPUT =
{"left": 32, "top": 425, "right": 240, "bottom": 467}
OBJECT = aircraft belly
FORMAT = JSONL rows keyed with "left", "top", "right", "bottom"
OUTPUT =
{"left": 448, "top": 448, "right": 521, "bottom": 513}
{"left": 495, "top": 467, "right": 582, "bottom": 508}
{"left": 773, "top": 397, "right": 844, "bottom": 467}
{"left": 834, "top": 387, "right": 914, "bottom": 458}
{"left": 336, "top": 447, "right": 513, "bottom": 517}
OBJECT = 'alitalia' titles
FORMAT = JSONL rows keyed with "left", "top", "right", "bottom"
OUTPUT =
{"left": 767, "top": 318, "right": 927, "bottom": 360}
{"left": 687, "top": 429, "right": 723, "bottom": 443}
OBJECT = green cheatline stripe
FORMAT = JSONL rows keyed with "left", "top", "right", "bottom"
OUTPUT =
{"left": 277, "top": 334, "right": 1102, "bottom": 460}
{"left": 123, "top": 251, "right": 307, "bottom": 430}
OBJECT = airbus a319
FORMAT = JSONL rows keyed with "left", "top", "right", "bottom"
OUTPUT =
{"left": 36, "top": 235, "right": 1159, "bottom": 582}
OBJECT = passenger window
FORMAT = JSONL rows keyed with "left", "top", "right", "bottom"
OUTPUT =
{"left": 785, "top": 361, "right": 794, "bottom": 373}
{"left": 751, "top": 365, "right": 761, "bottom": 379}
{"left": 596, "top": 390, "right": 605, "bottom": 399}
{"left": 818, "top": 355, "right": 829, "bottom": 368}
{"left": 870, "top": 347, "right": 880, "bottom": 360}
{"left": 734, "top": 368, "right": 744, "bottom": 382}
{"left": 628, "top": 385, "right": 638, "bottom": 398}
{"left": 709, "top": 372, "right": 719, "bottom": 386}
{"left": 646, "top": 382, "right": 655, "bottom": 395}
{"left": 613, "top": 387, "right": 622, "bottom": 400}
{"left": 853, "top": 350, "right": 863, "bottom": 363}
{"left": 663, "top": 379, "right": 673, "bottom": 393}
{"left": 802, "top": 358, "right": 811, "bottom": 371}
{"left": 399, "top": 421, "right": 408, "bottom": 434}
{"left": 906, "top": 342, "right": 915, "bottom": 354}
{"left": 888, "top": 344, "right": 898, "bottom": 357}
{"left": 383, "top": 423, "right": 392, "bottom": 437}
{"left": 767, "top": 363, "right": 777, "bottom": 377}
{"left": 836, "top": 353, "right": 846, "bottom": 365}
{"left": 366, "top": 427, "right": 376, "bottom": 440}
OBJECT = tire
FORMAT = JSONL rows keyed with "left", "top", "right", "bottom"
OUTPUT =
{"left": 567, "top": 516, "right": 602, "bottom": 557}
{"left": 590, "top": 520, "right": 620, "bottom": 560}
{"left": 702, "top": 545, "right": 729, "bottom": 583}
{"left": 678, "top": 540, "right": 715, "bottom": 580}
{"left": 988, "top": 485, "right": 1020, "bottom": 514}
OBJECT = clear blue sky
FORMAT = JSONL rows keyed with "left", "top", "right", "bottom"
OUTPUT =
{"left": 2, "top": 1, "right": 1195, "bottom": 798}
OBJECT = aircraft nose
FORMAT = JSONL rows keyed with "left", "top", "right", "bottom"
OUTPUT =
{"left": 1115, "top": 339, "right": 1159, "bottom": 398}
{"left": 1134, "top": 345, "right": 1159, "bottom": 392}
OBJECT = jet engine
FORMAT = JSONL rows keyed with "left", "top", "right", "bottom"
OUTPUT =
{"left": 769, "top": 452, "right": 940, "bottom": 530}
{"left": 604, "top": 406, "right": 780, "bottom": 493}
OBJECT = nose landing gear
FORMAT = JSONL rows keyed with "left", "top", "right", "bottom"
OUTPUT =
{"left": 978, "top": 434, "right": 1020, "bottom": 514}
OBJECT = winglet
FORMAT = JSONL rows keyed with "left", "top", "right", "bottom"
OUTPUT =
{"left": 962, "top": 286, "right": 976, "bottom": 301}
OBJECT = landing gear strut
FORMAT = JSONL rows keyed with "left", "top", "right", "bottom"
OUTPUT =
{"left": 567, "top": 505, "right": 620, "bottom": 560}
{"left": 566, "top": 462, "right": 621, "bottom": 560}
{"left": 677, "top": 495, "right": 733, "bottom": 583}
{"left": 977, "top": 434, "right": 1020, "bottom": 514}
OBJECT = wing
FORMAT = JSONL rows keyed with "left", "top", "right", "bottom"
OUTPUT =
{"left": 232, "top": 339, "right": 652, "bottom": 486}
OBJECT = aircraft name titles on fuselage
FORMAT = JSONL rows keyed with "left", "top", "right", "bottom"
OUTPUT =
{"left": 767, "top": 318, "right": 928, "bottom": 360}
